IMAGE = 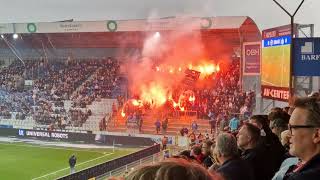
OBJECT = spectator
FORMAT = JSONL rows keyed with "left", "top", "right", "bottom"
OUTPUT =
{"left": 163, "top": 149, "right": 170, "bottom": 159}
{"left": 283, "top": 97, "right": 320, "bottom": 180}
{"left": 191, "top": 120, "right": 198, "bottom": 133}
{"left": 213, "top": 133, "right": 254, "bottom": 180}
{"left": 283, "top": 106, "right": 290, "bottom": 114}
{"left": 237, "top": 123, "right": 270, "bottom": 180}
{"left": 228, "top": 114, "right": 240, "bottom": 133}
{"left": 219, "top": 116, "right": 228, "bottom": 133}
{"left": 126, "top": 158, "right": 217, "bottom": 180}
{"left": 249, "top": 115, "right": 286, "bottom": 177}
{"left": 202, "top": 140, "right": 214, "bottom": 169}
{"left": 162, "top": 118, "right": 168, "bottom": 135}
{"left": 197, "top": 133, "right": 205, "bottom": 144}
{"left": 155, "top": 119, "right": 161, "bottom": 134}
{"left": 180, "top": 126, "right": 189, "bottom": 136}
{"left": 204, "top": 130, "right": 210, "bottom": 140}
{"left": 126, "top": 164, "right": 161, "bottom": 180}
{"left": 188, "top": 131, "right": 196, "bottom": 144}
{"left": 191, "top": 145, "right": 205, "bottom": 164}
{"left": 0, "top": 58, "right": 122, "bottom": 128}
{"left": 270, "top": 118, "right": 288, "bottom": 140}
{"left": 208, "top": 112, "right": 216, "bottom": 134}
{"left": 308, "top": 91, "right": 320, "bottom": 98}
{"left": 162, "top": 136, "right": 168, "bottom": 150}
{"left": 69, "top": 154, "right": 77, "bottom": 174}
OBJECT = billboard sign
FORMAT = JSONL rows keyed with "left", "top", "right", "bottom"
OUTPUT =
{"left": 293, "top": 38, "right": 320, "bottom": 76}
{"left": 243, "top": 42, "right": 261, "bottom": 75}
{"left": 17, "top": 129, "right": 69, "bottom": 139}
{"left": 261, "top": 25, "right": 291, "bottom": 101}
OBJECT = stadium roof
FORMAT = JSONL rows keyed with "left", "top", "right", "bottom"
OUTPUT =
{"left": 0, "top": 16, "right": 261, "bottom": 51}
{"left": 0, "top": 16, "right": 260, "bottom": 34}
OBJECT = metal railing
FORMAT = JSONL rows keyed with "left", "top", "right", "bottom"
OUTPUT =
{"left": 96, "top": 153, "right": 160, "bottom": 180}
{"left": 57, "top": 144, "right": 161, "bottom": 180}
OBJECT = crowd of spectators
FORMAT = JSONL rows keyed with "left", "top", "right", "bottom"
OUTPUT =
{"left": 123, "top": 95, "right": 320, "bottom": 180}
{"left": 0, "top": 57, "right": 120, "bottom": 129}
{"left": 193, "top": 60, "right": 255, "bottom": 120}
{"left": 116, "top": 59, "right": 254, "bottom": 136}
{"left": 155, "top": 59, "right": 255, "bottom": 134}
{"left": 71, "top": 58, "right": 120, "bottom": 108}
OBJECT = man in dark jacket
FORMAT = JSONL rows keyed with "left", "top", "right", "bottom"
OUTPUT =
{"left": 249, "top": 114, "right": 286, "bottom": 177}
{"left": 69, "top": 154, "right": 77, "bottom": 174}
{"left": 214, "top": 133, "right": 254, "bottom": 180}
{"left": 282, "top": 97, "right": 320, "bottom": 180}
{"left": 237, "top": 123, "right": 271, "bottom": 180}
{"left": 284, "top": 155, "right": 320, "bottom": 180}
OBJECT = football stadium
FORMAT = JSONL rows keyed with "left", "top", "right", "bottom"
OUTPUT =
{"left": 1, "top": 1, "right": 320, "bottom": 179}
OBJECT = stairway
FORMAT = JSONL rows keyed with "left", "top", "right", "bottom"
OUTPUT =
{"left": 107, "top": 111, "right": 211, "bottom": 136}
{"left": 81, "top": 98, "right": 116, "bottom": 131}
{"left": 106, "top": 112, "right": 127, "bottom": 133}
{"left": 0, "top": 116, "right": 36, "bottom": 129}
{"left": 141, "top": 115, "right": 211, "bottom": 135}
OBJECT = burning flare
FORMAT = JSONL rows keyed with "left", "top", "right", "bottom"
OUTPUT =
{"left": 140, "top": 83, "right": 168, "bottom": 107}
{"left": 123, "top": 57, "right": 221, "bottom": 117}
{"left": 121, "top": 110, "right": 126, "bottom": 117}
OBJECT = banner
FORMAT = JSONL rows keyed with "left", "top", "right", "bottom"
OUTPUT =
{"left": 261, "top": 25, "right": 291, "bottom": 101}
{"left": 19, "top": 21, "right": 107, "bottom": 33}
{"left": 293, "top": 38, "right": 320, "bottom": 76}
{"left": 18, "top": 129, "right": 69, "bottom": 139}
{"left": 13, "top": 128, "right": 156, "bottom": 146}
{"left": 0, "top": 16, "right": 249, "bottom": 34}
{"left": 261, "top": 85, "right": 290, "bottom": 101}
{"left": 243, "top": 42, "right": 261, "bottom": 75}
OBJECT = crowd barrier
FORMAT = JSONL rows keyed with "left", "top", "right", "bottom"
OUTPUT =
{"left": 57, "top": 144, "right": 161, "bottom": 180}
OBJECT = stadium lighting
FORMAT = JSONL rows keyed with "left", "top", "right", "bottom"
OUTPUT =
{"left": 0, "top": 34, "right": 3, "bottom": 39}
{"left": 13, "top": 33, "right": 19, "bottom": 39}
{"left": 154, "top": 32, "right": 160, "bottom": 38}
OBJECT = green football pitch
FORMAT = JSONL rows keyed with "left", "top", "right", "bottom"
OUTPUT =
{"left": 0, "top": 142, "right": 137, "bottom": 180}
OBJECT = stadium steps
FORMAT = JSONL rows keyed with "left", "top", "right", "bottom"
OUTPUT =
{"left": 87, "top": 99, "right": 116, "bottom": 116}
{"left": 141, "top": 118, "right": 211, "bottom": 135}
{"left": 0, "top": 117, "right": 36, "bottom": 129}
{"left": 106, "top": 112, "right": 127, "bottom": 132}
{"left": 81, "top": 98, "right": 116, "bottom": 131}
{"left": 106, "top": 112, "right": 211, "bottom": 135}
